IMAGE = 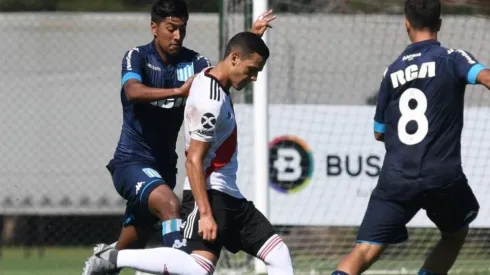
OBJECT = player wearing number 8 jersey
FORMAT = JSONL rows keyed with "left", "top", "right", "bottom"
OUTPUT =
{"left": 332, "top": 1, "right": 490, "bottom": 275}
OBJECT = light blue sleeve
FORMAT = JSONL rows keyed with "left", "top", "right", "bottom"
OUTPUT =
{"left": 121, "top": 72, "right": 142, "bottom": 86}
{"left": 374, "top": 120, "right": 386, "bottom": 133}
{"left": 467, "top": 64, "right": 487, "bottom": 85}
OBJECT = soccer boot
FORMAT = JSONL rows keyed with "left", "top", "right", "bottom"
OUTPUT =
{"left": 82, "top": 243, "right": 120, "bottom": 275}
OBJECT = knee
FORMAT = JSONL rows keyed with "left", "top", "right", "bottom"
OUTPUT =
{"left": 273, "top": 242, "right": 291, "bottom": 260}
{"left": 148, "top": 185, "right": 181, "bottom": 220}
{"left": 263, "top": 240, "right": 292, "bottom": 265}
{"left": 263, "top": 241, "right": 294, "bottom": 275}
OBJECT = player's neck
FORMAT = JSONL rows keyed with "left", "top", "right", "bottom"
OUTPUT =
{"left": 410, "top": 32, "right": 438, "bottom": 44}
{"left": 208, "top": 63, "right": 231, "bottom": 90}
{"left": 153, "top": 40, "right": 172, "bottom": 64}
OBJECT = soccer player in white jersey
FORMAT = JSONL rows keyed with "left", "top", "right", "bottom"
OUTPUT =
{"left": 84, "top": 31, "right": 294, "bottom": 275}
{"left": 179, "top": 31, "right": 293, "bottom": 275}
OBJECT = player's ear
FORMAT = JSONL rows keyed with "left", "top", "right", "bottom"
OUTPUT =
{"left": 151, "top": 22, "right": 158, "bottom": 37}
{"left": 404, "top": 18, "right": 410, "bottom": 32}
{"left": 231, "top": 52, "right": 240, "bottom": 67}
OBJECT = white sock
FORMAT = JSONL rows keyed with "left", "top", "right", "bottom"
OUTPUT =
{"left": 116, "top": 247, "right": 213, "bottom": 275}
{"left": 257, "top": 234, "right": 294, "bottom": 275}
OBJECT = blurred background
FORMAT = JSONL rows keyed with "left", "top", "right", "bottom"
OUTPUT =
{"left": 0, "top": 0, "right": 490, "bottom": 274}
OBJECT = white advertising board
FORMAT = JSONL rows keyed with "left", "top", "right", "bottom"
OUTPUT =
{"left": 1, "top": 104, "right": 489, "bottom": 229}
{"left": 234, "top": 105, "right": 490, "bottom": 228}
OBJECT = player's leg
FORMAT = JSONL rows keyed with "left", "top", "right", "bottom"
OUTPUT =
{"left": 333, "top": 192, "right": 420, "bottom": 275}
{"left": 419, "top": 227, "right": 468, "bottom": 275}
{"left": 83, "top": 163, "right": 161, "bottom": 275}
{"left": 420, "top": 177, "right": 479, "bottom": 274}
{"left": 147, "top": 182, "right": 183, "bottom": 248}
{"left": 98, "top": 190, "right": 220, "bottom": 274}
{"left": 114, "top": 163, "right": 183, "bottom": 248}
{"left": 180, "top": 190, "right": 221, "bottom": 268}
{"left": 83, "top": 190, "right": 213, "bottom": 275}
{"left": 114, "top": 222, "right": 153, "bottom": 250}
{"left": 94, "top": 182, "right": 181, "bottom": 253}
{"left": 107, "top": 190, "right": 223, "bottom": 274}
{"left": 236, "top": 198, "right": 293, "bottom": 275}
{"left": 85, "top": 244, "right": 213, "bottom": 275}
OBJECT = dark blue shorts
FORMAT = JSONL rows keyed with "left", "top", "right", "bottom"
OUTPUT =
{"left": 357, "top": 176, "right": 480, "bottom": 245}
{"left": 107, "top": 159, "right": 176, "bottom": 231}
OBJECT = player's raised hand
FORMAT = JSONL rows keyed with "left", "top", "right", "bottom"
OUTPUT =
{"left": 251, "top": 9, "right": 276, "bottom": 37}
{"left": 198, "top": 214, "right": 218, "bottom": 242}
{"left": 177, "top": 74, "right": 198, "bottom": 97}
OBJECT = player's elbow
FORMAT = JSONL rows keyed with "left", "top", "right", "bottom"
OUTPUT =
{"left": 374, "top": 132, "right": 385, "bottom": 142}
{"left": 123, "top": 82, "right": 142, "bottom": 102}
{"left": 185, "top": 156, "right": 201, "bottom": 173}
{"left": 124, "top": 87, "right": 138, "bottom": 102}
{"left": 184, "top": 158, "right": 193, "bottom": 171}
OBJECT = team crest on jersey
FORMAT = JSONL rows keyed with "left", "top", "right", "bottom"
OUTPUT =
{"left": 176, "top": 62, "right": 194, "bottom": 81}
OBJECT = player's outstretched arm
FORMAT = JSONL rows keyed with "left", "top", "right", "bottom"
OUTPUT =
{"left": 450, "top": 49, "right": 488, "bottom": 90}
{"left": 476, "top": 69, "right": 490, "bottom": 90}
{"left": 120, "top": 47, "right": 196, "bottom": 102}
{"left": 185, "top": 139, "right": 218, "bottom": 242}
{"left": 124, "top": 74, "right": 195, "bottom": 102}
{"left": 250, "top": 9, "right": 276, "bottom": 37}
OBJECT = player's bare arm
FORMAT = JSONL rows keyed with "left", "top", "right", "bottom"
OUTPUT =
{"left": 124, "top": 74, "right": 196, "bottom": 102}
{"left": 250, "top": 9, "right": 276, "bottom": 37}
{"left": 476, "top": 69, "right": 490, "bottom": 89}
{"left": 185, "top": 138, "right": 218, "bottom": 242}
{"left": 374, "top": 132, "right": 384, "bottom": 142}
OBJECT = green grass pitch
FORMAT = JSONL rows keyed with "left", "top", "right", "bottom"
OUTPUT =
{"left": 1, "top": 247, "right": 489, "bottom": 275}
{"left": 0, "top": 247, "right": 134, "bottom": 275}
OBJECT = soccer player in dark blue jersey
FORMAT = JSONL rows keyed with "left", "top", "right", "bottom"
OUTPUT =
{"left": 83, "top": 1, "right": 276, "bottom": 273}
{"left": 332, "top": 1, "right": 490, "bottom": 275}
{"left": 106, "top": 0, "right": 209, "bottom": 253}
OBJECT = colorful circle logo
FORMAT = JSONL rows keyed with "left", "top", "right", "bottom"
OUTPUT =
{"left": 269, "top": 135, "right": 314, "bottom": 194}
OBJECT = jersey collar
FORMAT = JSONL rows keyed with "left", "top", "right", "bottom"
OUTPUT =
{"left": 149, "top": 40, "right": 183, "bottom": 66}
{"left": 204, "top": 68, "right": 231, "bottom": 95}
{"left": 149, "top": 40, "right": 167, "bottom": 66}
{"left": 404, "top": 39, "right": 440, "bottom": 52}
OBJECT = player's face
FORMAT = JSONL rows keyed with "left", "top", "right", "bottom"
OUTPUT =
{"left": 229, "top": 52, "right": 266, "bottom": 91}
{"left": 151, "top": 17, "right": 187, "bottom": 56}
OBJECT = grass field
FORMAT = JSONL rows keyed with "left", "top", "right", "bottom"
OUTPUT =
{"left": 1, "top": 247, "right": 489, "bottom": 275}
{"left": 0, "top": 247, "right": 134, "bottom": 275}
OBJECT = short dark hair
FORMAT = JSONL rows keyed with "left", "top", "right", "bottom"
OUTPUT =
{"left": 404, "top": 0, "right": 441, "bottom": 32}
{"left": 151, "top": 0, "right": 189, "bottom": 24}
{"left": 224, "top": 32, "right": 270, "bottom": 60}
